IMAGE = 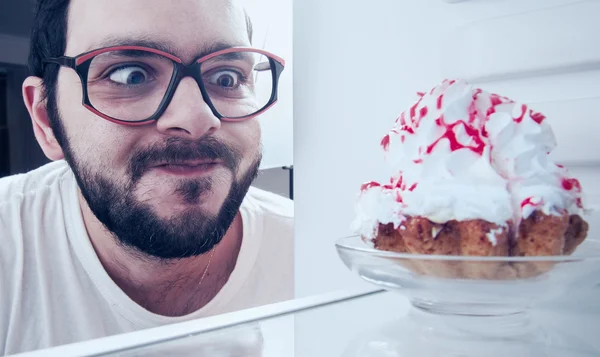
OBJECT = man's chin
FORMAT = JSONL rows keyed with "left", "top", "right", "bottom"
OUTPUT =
{"left": 135, "top": 187, "right": 230, "bottom": 219}
{"left": 70, "top": 154, "right": 260, "bottom": 259}
{"left": 155, "top": 203, "right": 221, "bottom": 223}
{"left": 122, "top": 208, "right": 225, "bottom": 259}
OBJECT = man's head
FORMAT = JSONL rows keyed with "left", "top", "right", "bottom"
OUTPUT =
{"left": 24, "top": 0, "right": 273, "bottom": 259}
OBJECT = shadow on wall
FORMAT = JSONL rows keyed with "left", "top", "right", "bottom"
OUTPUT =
{"left": 252, "top": 166, "right": 293, "bottom": 199}
{"left": 0, "top": 63, "right": 51, "bottom": 178}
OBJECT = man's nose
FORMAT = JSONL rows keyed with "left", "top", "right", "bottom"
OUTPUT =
{"left": 155, "top": 77, "right": 221, "bottom": 139}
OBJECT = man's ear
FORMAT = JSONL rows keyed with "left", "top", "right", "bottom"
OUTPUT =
{"left": 22, "top": 76, "right": 65, "bottom": 161}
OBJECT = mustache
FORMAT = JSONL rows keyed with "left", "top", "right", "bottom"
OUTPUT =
{"left": 128, "top": 136, "right": 242, "bottom": 182}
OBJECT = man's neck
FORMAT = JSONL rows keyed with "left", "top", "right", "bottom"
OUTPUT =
{"left": 78, "top": 192, "right": 243, "bottom": 317}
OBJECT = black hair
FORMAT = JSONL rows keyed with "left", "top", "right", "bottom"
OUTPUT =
{"left": 28, "top": 0, "right": 71, "bottom": 147}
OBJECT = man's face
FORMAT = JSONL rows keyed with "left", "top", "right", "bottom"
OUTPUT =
{"left": 52, "top": 0, "right": 262, "bottom": 259}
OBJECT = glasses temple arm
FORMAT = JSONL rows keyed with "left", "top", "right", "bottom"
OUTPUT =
{"left": 42, "top": 56, "right": 77, "bottom": 69}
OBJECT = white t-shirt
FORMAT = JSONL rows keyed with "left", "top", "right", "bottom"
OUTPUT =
{"left": 0, "top": 161, "right": 294, "bottom": 356}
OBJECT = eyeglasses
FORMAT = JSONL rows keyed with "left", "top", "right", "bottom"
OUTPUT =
{"left": 43, "top": 46, "right": 285, "bottom": 125}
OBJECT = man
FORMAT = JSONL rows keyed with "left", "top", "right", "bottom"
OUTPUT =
{"left": 0, "top": 0, "right": 293, "bottom": 355}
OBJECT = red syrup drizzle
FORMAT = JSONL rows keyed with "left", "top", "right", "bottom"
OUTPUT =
{"left": 395, "top": 112, "right": 406, "bottom": 125}
{"left": 391, "top": 175, "right": 418, "bottom": 201}
{"left": 396, "top": 191, "right": 403, "bottom": 202}
{"left": 392, "top": 175, "right": 406, "bottom": 190}
{"left": 426, "top": 119, "right": 485, "bottom": 156}
{"left": 486, "top": 94, "right": 504, "bottom": 116}
{"left": 521, "top": 197, "right": 541, "bottom": 209}
{"left": 383, "top": 176, "right": 397, "bottom": 191}
{"left": 437, "top": 94, "right": 443, "bottom": 110}
{"left": 513, "top": 104, "right": 527, "bottom": 123}
{"left": 409, "top": 103, "right": 418, "bottom": 124}
{"left": 401, "top": 125, "right": 415, "bottom": 134}
{"left": 530, "top": 110, "right": 546, "bottom": 124}
{"left": 562, "top": 178, "right": 582, "bottom": 192}
{"left": 408, "top": 93, "right": 427, "bottom": 126}
{"left": 380, "top": 134, "right": 390, "bottom": 151}
{"left": 360, "top": 181, "right": 381, "bottom": 192}
{"left": 468, "top": 100, "right": 478, "bottom": 124}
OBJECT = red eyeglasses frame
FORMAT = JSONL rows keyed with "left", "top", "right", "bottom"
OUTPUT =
{"left": 43, "top": 46, "right": 286, "bottom": 126}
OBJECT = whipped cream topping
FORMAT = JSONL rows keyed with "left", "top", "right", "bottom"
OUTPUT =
{"left": 353, "top": 79, "right": 585, "bottom": 242}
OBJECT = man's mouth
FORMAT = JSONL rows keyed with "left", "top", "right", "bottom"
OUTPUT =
{"left": 151, "top": 160, "right": 222, "bottom": 176}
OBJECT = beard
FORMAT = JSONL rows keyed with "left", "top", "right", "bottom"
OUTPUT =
{"left": 47, "top": 99, "right": 261, "bottom": 260}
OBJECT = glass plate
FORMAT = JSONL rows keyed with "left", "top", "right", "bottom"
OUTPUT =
{"left": 341, "top": 313, "right": 599, "bottom": 357}
{"left": 335, "top": 235, "right": 600, "bottom": 355}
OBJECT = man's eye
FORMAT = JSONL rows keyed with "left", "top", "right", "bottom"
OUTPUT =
{"left": 108, "top": 66, "right": 150, "bottom": 85}
{"left": 207, "top": 70, "right": 242, "bottom": 88}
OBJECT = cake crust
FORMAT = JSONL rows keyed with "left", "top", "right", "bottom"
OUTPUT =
{"left": 369, "top": 211, "right": 589, "bottom": 280}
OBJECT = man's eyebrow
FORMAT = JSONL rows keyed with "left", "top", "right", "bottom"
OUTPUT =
{"left": 86, "top": 36, "right": 246, "bottom": 62}
{"left": 87, "top": 36, "right": 178, "bottom": 55}
{"left": 193, "top": 42, "right": 245, "bottom": 61}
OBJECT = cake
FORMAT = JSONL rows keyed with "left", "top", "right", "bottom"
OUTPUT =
{"left": 352, "top": 79, "right": 589, "bottom": 277}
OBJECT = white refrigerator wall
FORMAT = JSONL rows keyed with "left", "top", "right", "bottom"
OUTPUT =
{"left": 243, "top": 0, "right": 294, "bottom": 170}
{"left": 294, "top": 0, "right": 600, "bottom": 297}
